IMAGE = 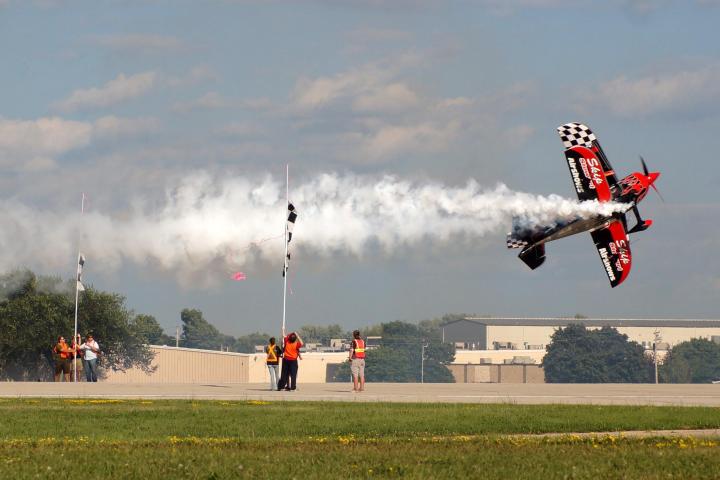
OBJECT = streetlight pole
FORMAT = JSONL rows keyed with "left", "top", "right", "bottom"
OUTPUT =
{"left": 653, "top": 330, "right": 662, "bottom": 384}
{"left": 421, "top": 342, "right": 428, "bottom": 384}
{"left": 653, "top": 343, "right": 658, "bottom": 384}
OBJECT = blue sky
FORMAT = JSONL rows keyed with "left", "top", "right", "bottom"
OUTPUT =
{"left": 1, "top": 1, "right": 719, "bottom": 337}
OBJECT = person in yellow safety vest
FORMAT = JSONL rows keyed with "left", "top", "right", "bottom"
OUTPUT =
{"left": 266, "top": 337, "right": 283, "bottom": 391}
{"left": 349, "top": 330, "right": 366, "bottom": 392}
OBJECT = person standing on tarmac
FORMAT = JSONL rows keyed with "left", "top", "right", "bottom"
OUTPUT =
{"left": 349, "top": 330, "right": 366, "bottom": 392}
{"left": 266, "top": 337, "right": 282, "bottom": 391}
{"left": 277, "top": 332, "right": 303, "bottom": 391}
{"left": 52, "top": 336, "right": 73, "bottom": 382}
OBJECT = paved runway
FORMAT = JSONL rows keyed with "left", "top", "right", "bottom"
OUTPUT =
{"left": 1, "top": 382, "right": 719, "bottom": 406}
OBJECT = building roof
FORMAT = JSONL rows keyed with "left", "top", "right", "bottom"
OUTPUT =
{"left": 449, "top": 317, "right": 720, "bottom": 328}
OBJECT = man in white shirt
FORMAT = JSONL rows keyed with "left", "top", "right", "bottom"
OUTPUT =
{"left": 80, "top": 334, "right": 101, "bottom": 382}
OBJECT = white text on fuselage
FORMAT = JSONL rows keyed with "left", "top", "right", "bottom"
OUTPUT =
{"left": 579, "top": 157, "right": 604, "bottom": 189}
{"left": 568, "top": 158, "right": 584, "bottom": 193}
{"left": 608, "top": 239, "right": 630, "bottom": 272}
{"left": 599, "top": 247, "right": 616, "bottom": 281}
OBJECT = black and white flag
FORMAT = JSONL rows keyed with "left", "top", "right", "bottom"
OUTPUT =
{"left": 287, "top": 202, "right": 297, "bottom": 244}
{"left": 283, "top": 203, "right": 297, "bottom": 277}
{"left": 77, "top": 254, "right": 86, "bottom": 292}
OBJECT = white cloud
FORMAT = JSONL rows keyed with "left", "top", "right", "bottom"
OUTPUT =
{"left": 23, "top": 156, "right": 57, "bottom": 171}
{"left": 283, "top": 55, "right": 536, "bottom": 164}
{"left": 54, "top": 72, "right": 157, "bottom": 112}
{"left": 165, "top": 65, "right": 220, "bottom": 87}
{"left": 94, "top": 34, "right": 184, "bottom": 53}
{"left": 0, "top": 115, "right": 162, "bottom": 171}
{"left": 436, "top": 97, "right": 475, "bottom": 108}
{"left": 0, "top": 117, "right": 93, "bottom": 170}
{"left": 293, "top": 70, "right": 379, "bottom": 109}
{"left": 240, "top": 97, "right": 276, "bottom": 111}
{"left": 216, "top": 122, "right": 265, "bottom": 138}
{"left": 172, "top": 91, "right": 229, "bottom": 112}
{"left": 364, "top": 121, "right": 460, "bottom": 160}
{"left": 93, "top": 116, "right": 161, "bottom": 139}
{"left": 580, "top": 65, "right": 720, "bottom": 117}
{"left": 495, "top": 124, "right": 535, "bottom": 148}
{"left": 476, "top": 81, "right": 536, "bottom": 113}
{"left": 353, "top": 82, "right": 419, "bottom": 113}
{"left": 346, "top": 27, "right": 413, "bottom": 44}
{"left": 291, "top": 53, "right": 422, "bottom": 111}
{"left": 53, "top": 67, "right": 219, "bottom": 114}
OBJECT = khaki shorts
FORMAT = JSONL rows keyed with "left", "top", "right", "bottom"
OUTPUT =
{"left": 351, "top": 358, "right": 365, "bottom": 377}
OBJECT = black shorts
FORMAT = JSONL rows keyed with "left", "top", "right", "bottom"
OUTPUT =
{"left": 55, "top": 358, "right": 70, "bottom": 375}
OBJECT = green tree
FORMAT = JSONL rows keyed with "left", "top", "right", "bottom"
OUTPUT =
{"left": 76, "top": 289, "right": 155, "bottom": 373}
{"left": 298, "top": 324, "right": 347, "bottom": 345}
{"left": 130, "top": 314, "right": 174, "bottom": 345}
{"left": 359, "top": 323, "right": 383, "bottom": 337}
{"left": 180, "top": 308, "right": 225, "bottom": 350}
{"left": 543, "top": 324, "right": 653, "bottom": 383}
{"left": 234, "top": 332, "right": 270, "bottom": 353}
{"left": 332, "top": 321, "right": 455, "bottom": 382}
{"left": 660, "top": 338, "right": 720, "bottom": 383}
{"left": 0, "top": 271, "right": 154, "bottom": 380}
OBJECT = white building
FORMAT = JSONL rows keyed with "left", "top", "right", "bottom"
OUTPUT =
{"left": 442, "top": 317, "right": 720, "bottom": 352}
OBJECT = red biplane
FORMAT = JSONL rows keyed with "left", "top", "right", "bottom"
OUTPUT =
{"left": 507, "top": 122, "right": 660, "bottom": 287}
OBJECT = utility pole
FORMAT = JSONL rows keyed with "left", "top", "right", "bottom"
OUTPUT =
{"left": 176, "top": 326, "right": 180, "bottom": 348}
{"left": 421, "top": 341, "right": 428, "bottom": 384}
{"left": 653, "top": 330, "right": 662, "bottom": 384}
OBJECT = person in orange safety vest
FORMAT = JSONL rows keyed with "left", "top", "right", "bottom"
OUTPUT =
{"left": 349, "top": 330, "right": 365, "bottom": 392}
{"left": 277, "top": 332, "right": 303, "bottom": 391}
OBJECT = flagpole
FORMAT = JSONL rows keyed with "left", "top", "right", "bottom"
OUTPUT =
{"left": 282, "top": 165, "right": 289, "bottom": 340}
{"left": 73, "top": 194, "right": 85, "bottom": 382}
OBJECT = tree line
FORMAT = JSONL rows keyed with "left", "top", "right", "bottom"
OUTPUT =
{"left": 177, "top": 310, "right": 457, "bottom": 382}
{"left": 4, "top": 269, "right": 715, "bottom": 383}
{"left": 543, "top": 324, "right": 720, "bottom": 383}
{"left": 0, "top": 270, "right": 458, "bottom": 382}
{"left": 0, "top": 271, "right": 155, "bottom": 380}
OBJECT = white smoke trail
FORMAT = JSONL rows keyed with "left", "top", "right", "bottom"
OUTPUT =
{"left": 0, "top": 172, "right": 628, "bottom": 283}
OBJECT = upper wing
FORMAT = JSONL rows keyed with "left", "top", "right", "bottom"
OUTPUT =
{"left": 557, "top": 122, "right": 619, "bottom": 202}
{"left": 590, "top": 220, "right": 631, "bottom": 288}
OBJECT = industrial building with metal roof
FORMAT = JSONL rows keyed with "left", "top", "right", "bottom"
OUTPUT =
{"left": 442, "top": 317, "right": 720, "bottom": 351}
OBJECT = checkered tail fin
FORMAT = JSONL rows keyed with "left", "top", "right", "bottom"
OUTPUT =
{"left": 557, "top": 122, "right": 597, "bottom": 149}
{"left": 507, "top": 233, "right": 529, "bottom": 249}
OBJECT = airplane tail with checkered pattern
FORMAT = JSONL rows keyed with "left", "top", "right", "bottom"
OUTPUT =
{"left": 506, "top": 233, "right": 528, "bottom": 249}
{"left": 506, "top": 216, "right": 534, "bottom": 249}
{"left": 507, "top": 217, "right": 546, "bottom": 269}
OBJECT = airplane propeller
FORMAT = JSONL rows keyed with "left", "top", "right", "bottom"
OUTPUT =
{"left": 640, "top": 156, "right": 664, "bottom": 202}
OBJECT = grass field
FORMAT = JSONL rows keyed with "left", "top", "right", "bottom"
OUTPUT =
{"left": 1, "top": 399, "right": 719, "bottom": 478}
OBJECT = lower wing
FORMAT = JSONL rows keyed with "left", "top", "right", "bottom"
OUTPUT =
{"left": 590, "top": 220, "right": 632, "bottom": 288}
